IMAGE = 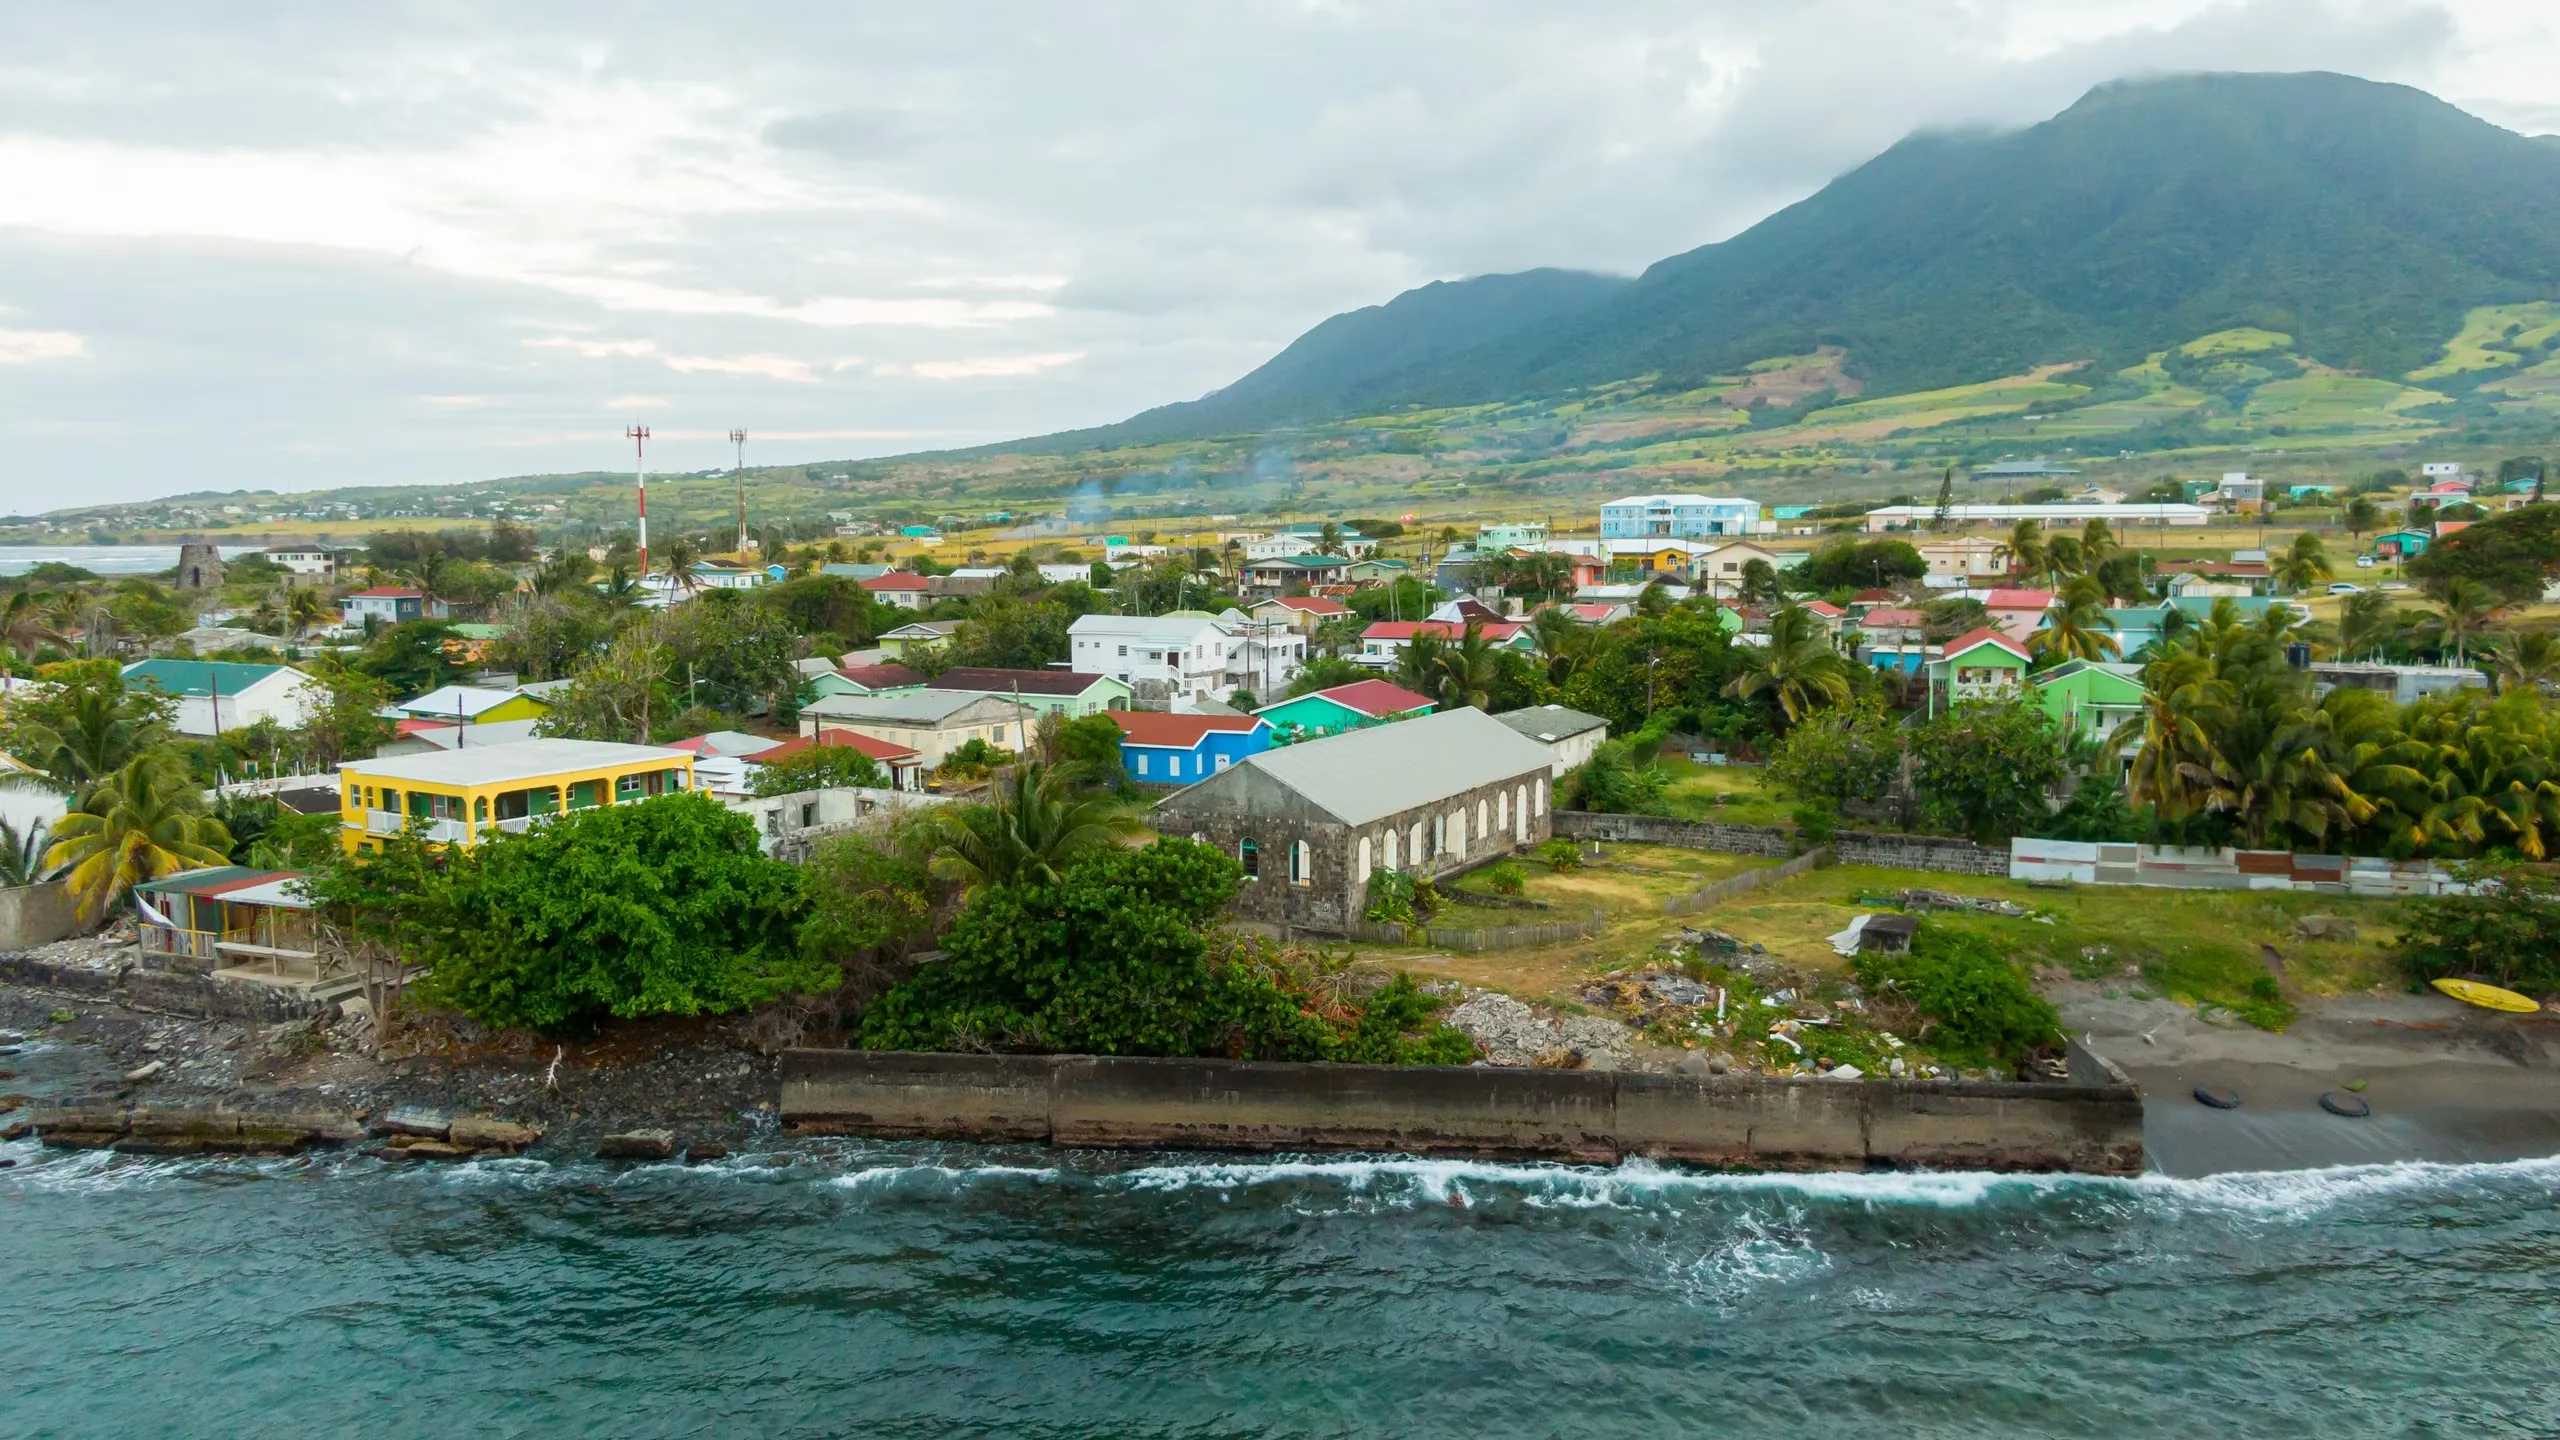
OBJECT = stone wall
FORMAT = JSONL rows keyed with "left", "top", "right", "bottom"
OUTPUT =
{"left": 781, "top": 1049, "right": 2145, "bottom": 1175}
{"left": 1160, "top": 766, "right": 1554, "bottom": 932}
{"left": 1552, "top": 811, "right": 2007, "bottom": 876}
{"left": 0, "top": 953, "right": 329, "bottom": 1022}
{"left": 0, "top": 883, "right": 76, "bottom": 951}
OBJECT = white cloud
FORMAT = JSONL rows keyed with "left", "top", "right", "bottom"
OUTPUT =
{"left": 603, "top": 394, "right": 665, "bottom": 410}
{"left": 0, "top": 1, "right": 2549, "bottom": 501}
{"left": 0, "top": 327, "right": 86, "bottom": 363}
{"left": 877, "top": 351, "right": 1088, "bottom": 380}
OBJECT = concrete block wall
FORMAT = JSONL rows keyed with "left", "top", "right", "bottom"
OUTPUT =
{"left": 781, "top": 1049, "right": 2146, "bottom": 1175}
{"left": 1553, "top": 811, "right": 2008, "bottom": 876}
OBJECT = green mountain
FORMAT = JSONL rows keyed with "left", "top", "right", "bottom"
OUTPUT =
{"left": 1092, "top": 71, "right": 2560, "bottom": 444}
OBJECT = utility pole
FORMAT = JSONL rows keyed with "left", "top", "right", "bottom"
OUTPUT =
{"left": 627, "top": 425, "right": 652, "bottom": 582}
{"left": 730, "top": 428, "right": 749, "bottom": 557}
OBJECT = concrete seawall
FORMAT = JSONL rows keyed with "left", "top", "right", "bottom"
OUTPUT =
{"left": 781, "top": 1050, "right": 2145, "bottom": 1175}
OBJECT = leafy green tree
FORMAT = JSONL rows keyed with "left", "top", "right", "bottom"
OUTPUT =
{"left": 1054, "top": 711, "right": 1134, "bottom": 786}
{"left": 1766, "top": 698, "right": 1903, "bottom": 812}
{"left": 1910, "top": 699, "right": 2070, "bottom": 842}
{"left": 1285, "top": 655, "right": 1369, "bottom": 697}
{"left": 750, "top": 744, "right": 888, "bottom": 797}
{"left": 1797, "top": 538, "right": 1926, "bottom": 591}
{"left": 797, "top": 810, "right": 950, "bottom": 1009}
{"left": 1563, "top": 739, "right": 1670, "bottom": 814}
{"left": 487, "top": 595, "right": 608, "bottom": 682}
{"left": 539, "top": 622, "right": 670, "bottom": 743}
{"left": 415, "top": 793, "right": 827, "bottom": 1033}
{"left": 2407, "top": 504, "right": 2560, "bottom": 603}
{"left": 44, "top": 753, "right": 234, "bottom": 924}
{"left": 2271, "top": 531, "right": 2332, "bottom": 593}
{"left": 354, "top": 619, "right": 465, "bottom": 697}
{"left": 290, "top": 655, "right": 395, "bottom": 767}
{"left": 2344, "top": 494, "right": 2382, "bottom": 547}
{"left": 1853, "top": 926, "right": 2060, "bottom": 1066}
{"left": 2487, "top": 628, "right": 2560, "bottom": 696}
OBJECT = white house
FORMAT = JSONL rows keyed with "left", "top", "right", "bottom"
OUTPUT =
{"left": 121, "top": 659, "right": 324, "bottom": 737}
{"left": 1599, "top": 493, "right": 1763, "bottom": 539}
{"left": 1492, "top": 704, "right": 1609, "bottom": 778}
{"left": 261, "top": 546, "right": 342, "bottom": 583}
{"left": 1068, "top": 612, "right": 1304, "bottom": 703}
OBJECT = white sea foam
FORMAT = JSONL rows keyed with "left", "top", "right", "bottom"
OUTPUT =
{"left": 830, "top": 1162, "right": 1061, "bottom": 1191}
{"left": 2135, "top": 1154, "right": 2560, "bottom": 1218}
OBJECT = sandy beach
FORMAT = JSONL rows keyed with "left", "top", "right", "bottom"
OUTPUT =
{"left": 2061, "top": 985, "right": 2560, "bottom": 1175}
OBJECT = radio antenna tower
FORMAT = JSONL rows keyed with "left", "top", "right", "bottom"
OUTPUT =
{"left": 626, "top": 425, "right": 651, "bottom": 580}
{"left": 730, "top": 427, "right": 750, "bottom": 555}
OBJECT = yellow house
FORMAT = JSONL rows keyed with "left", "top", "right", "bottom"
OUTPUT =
{"left": 390, "top": 683, "right": 552, "bottom": 727}
{"left": 336, "top": 739, "right": 695, "bottom": 853}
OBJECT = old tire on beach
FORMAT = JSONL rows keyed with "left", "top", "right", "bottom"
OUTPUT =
{"left": 2194, "top": 1086, "right": 2242, "bottom": 1109}
{"left": 2319, "top": 1091, "right": 2372, "bottom": 1118}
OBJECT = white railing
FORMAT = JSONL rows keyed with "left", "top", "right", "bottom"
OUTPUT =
{"left": 364, "top": 809, "right": 404, "bottom": 835}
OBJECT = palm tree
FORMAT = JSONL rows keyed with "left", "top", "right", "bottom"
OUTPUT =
{"left": 661, "top": 534, "right": 706, "bottom": 596}
{"left": 284, "top": 586, "right": 333, "bottom": 641}
{"left": 2271, "top": 532, "right": 2331, "bottom": 594}
{"left": 1315, "top": 522, "right": 1347, "bottom": 559}
{"left": 2112, "top": 652, "right": 2223, "bottom": 823}
{"left": 533, "top": 548, "right": 596, "bottom": 597}
{"left": 598, "top": 566, "right": 644, "bottom": 615}
{"left": 2044, "top": 534, "right": 2085, "bottom": 581}
{"left": 44, "top": 753, "right": 233, "bottom": 924}
{"left": 2488, "top": 629, "right": 2560, "bottom": 696}
{"left": 1394, "top": 631, "right": 1448, "bottom": 696}
{"left": 1997, "top": 519, "right": 2048, "bottom": 587}
{"left": 1431, "top": 619, "right": 1502, "bottom": 711}
{"left": 1, "top": 589, "right": 65, "bottom": 656}
{"left": 1722, "top": 604, "right": 1851, "bottom": 725}
{"left": 2079, "top": 517, "right": 2118, "bottom": 569}
{"left": 7, "top": 678, "right": 173, "bottom": 805}
{"left": 1529, "top": 607, "right": 1592, "bottom": 686}
{"left": 1736, "top": 558, "right": 1785, "bottom": 607}
{"left": 0, "top": 817, "right": 54, "bottom": 886}
{"left": 931, "top": 759, "right": 1136, "bottom": 892}
{"left": 2031, "top": 577, "right": 2121, "bottom": 664}
{"left": 1635, "top": 579, "right": 1676, "bottom": 618}
{"left": 2336, "top": 590, "right": 2395, "bottom": 662}
{"left": 2430, "top": 579, "right": 2500, "bottom": 666}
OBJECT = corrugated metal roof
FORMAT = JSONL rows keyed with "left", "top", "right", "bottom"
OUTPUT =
{"left": 1173, "top": 707, "right": 1554, "bottom": 827}
{"left": 1493, "top": 704, "right": 1608, "bottom": 743}
{"left": 123, "top": 659, "right": 291, "bottom": 696}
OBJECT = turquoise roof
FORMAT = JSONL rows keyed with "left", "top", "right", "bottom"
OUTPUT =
{"left": 123, "top": 659, "right": 290, "bottom": 697}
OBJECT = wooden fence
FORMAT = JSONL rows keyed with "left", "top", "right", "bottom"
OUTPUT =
{"left": 1660, "top": 846, "right": 1833, "bottom": 917}
{"left": 1346, "top": 908, "right": 1610, "bottom": 953}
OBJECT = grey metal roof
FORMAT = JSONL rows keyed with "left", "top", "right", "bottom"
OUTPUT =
{"left": 799, "top": 689, "right": 1033, "bottom": 725}
{"left": 1181, "top": 707, "right": 1556, "bottom": 827}
{"left": 1493, "top": 704, "right": 1609, "bottom": 744}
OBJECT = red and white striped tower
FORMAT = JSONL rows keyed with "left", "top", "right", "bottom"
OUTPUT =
{"left": 626, "top": 425, "right": 651, "bottom": 579}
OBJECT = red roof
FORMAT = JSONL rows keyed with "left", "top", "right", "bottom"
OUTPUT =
{"left": 1110, "top": 711, "right": 1268, "bottom": 748}
{"left": 1361, "top": 619, "right": 1527, "bottom": 642}
{"left": 1555, "top": 603, "right": 1619, "bottom": 621}
{"left": 393, "top": 717, "right": 456, "bottom": 737}
{"left": 348, "top": 586, "right": 423, "bottom": 599}
{"left": 1801, "top": 601, "right": 1845, "bottom": 618}
{"left": 835, "top": 662, "right": 927, "bottom": 690}
{"left": 1940, "top": 627, "right": 2032, "bottom": 662}
{"left": 1851, "top": 588, "right": 1901, "bottom": 604}
{"left": 1270, "top": 595, "right": 1348, "bottom": 615}
{"left": 1981, "top": 589, "right": 2055, "bottom": 609}
{"left": 1305, "top": 679, "right": 1436, "bottom": 718}
{"left": 755, "top": 728, "right": 921, "bottom": 766}
{"left": 1858, "top": 608, "right": 1926, "bottom": 628}
{"left": 859, "top": 572, "right": 931, "bottom": 592}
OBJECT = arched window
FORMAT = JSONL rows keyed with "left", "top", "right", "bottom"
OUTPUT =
{"left": 1478, "top": 800, "right": 1490, "bottom": 836}
{"left": 1291, "top": 840, "right": 1312, "bottom": 885}
{"left": 1384, "top": 829, "right": 1400, "bottom": 872}
{"left": 1358, "top": 836, "right": 1372, "bottom": 877}
{"left": 1497, "top": 791, "right": 1508, "bottom": 830}
{"left": 1430, "top": 816, "right": 1445, "bottom": 858}
{"left": 1534, "top": 779, "right": 1547, "bottom": 816}
{"left": 1239, "top": 838, "right": 1259, "bottom": 879}
{"left": 1450, "top": 809, "right": 1468, "bottom": 856}
{"left": 1412, "top": 821, "right": 1427, "bottom": 864}
{"left": 1515, "top": 785, "right": 1529, "bottom": 841}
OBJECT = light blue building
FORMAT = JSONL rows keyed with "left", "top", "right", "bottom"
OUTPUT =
{"left": 1599, "top": 493, "right": 1762, "bottom": 539}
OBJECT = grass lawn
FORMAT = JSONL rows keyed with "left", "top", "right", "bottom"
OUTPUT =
{"left": 1655, "top": 757, "right": 1796, "bottom": 827}
{"left": 1359, "top": 848, "right": 2417, "bottom": 1030}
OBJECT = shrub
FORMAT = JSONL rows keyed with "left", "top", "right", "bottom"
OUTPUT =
{"left": 1566, "top": 739, "right": 1670, "bottom": 814}
{"left": 1536, "top": 838, "right": 1581, "bottom": 871}
{"left": 1791, "top": 802, "right": 1839, "bottom": 846}
{"left": 1852, "top": 924, "right": 2061, "bottom": 1065}
{"left": 414, "top": 793, "right": 828, "bottom": 1033}
{"left": 862, "top": 839, "right": 1469, "bottom": 1062}
{"left": 1479, "top": 860, "right": 1526, "bottom": 896}
{"left": 1363, "top": 868, "right": 1420, "bottom": 925}
{"left": 2396, "top": 863, "right": 2560, "bottom": 996}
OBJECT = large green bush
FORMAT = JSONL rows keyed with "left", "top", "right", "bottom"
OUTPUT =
{"left": 415, "top": 793, "right": 829, "bottom": 1032}
{"left": 1852, "top": 924, "right": 2061, "bottom": 1065}
{"left": 2395, "top": 863, "right": 2560, "bottom": 996}
{"left": 861, "top": 839, "right": 1469, "bottom": 1062}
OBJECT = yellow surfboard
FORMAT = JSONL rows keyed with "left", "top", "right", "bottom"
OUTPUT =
{"left": 2431, "top": 978, "right": 2542, "bottom": 1014}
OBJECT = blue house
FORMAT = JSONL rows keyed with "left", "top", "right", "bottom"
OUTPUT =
{"left": 1599, "top": 492, "right": 1761, "bottom": 539}
{"left": 1111, "top": 711, "right": 1273, "bottom": 785}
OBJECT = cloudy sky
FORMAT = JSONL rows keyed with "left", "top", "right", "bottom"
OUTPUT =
{"left": 1, "top": 0, "right": 2555, "bottom": 508}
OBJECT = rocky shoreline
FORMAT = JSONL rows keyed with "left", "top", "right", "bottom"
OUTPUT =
{"left": 0, "top": 978, "right": 786, "bottom": 1164}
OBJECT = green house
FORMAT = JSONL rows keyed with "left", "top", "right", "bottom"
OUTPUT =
{"left": 1253, "top": 678, "right": 1437, "bottom": 743}
{"left": 2031, "top": 659, "right": 2148, "bottom": 749}
{"left": 1924, "top": 627, "right": 2031, "bottom": 716}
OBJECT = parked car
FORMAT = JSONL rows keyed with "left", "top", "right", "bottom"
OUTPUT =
{"left": 2354, "top": 555, "right": 2377, "bottom": 569}
{"left": 2327, "top": 582, "right": 2365, "bottom": 595}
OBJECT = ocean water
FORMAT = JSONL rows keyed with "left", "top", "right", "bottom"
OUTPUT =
{"left": 0, "top": 544, "right": 262, "bottom": 578}
{"left": 3, "top": 1134, "right": 2555, "bottom": 1438}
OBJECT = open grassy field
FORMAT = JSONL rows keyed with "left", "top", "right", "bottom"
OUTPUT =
{"left": 1357, "top": 847, "right": 2416, "bottom": 1030}
{"left": 1655, "top": 757, "right": 1795, "bottom": 827}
